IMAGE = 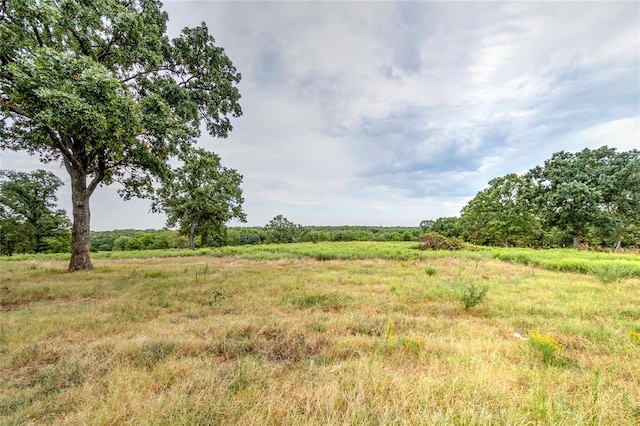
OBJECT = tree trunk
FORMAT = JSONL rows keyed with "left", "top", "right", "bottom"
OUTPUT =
{"left": 68, "top": 170, "right": 93, "bottom": 271}
{"left": 572, "top": 230, "right": 581, "bottom": 249}
{"left": 188, "top": 222, "right": 196, "bottom": 250}
{"left": 614, "top": 232, "right": 622, "bottom": 252}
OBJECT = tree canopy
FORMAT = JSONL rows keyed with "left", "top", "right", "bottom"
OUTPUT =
{"left": 460, "top": 146, "right": 639, "bottom": 249}
{"left": 264, "top": 215, "right": 306, "bottom": 244}
{"left": 0, "top": 169, "right": 69, "bottom": 255}
{"left": 459, "top": 174, "right": 539, "bottom": 247}
{"left": 0, "top": 0, "right": 242, "bottom": 270}
{"left": 152, "top": 148, "right": 245, "bottom": 250}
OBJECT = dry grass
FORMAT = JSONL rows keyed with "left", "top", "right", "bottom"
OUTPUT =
{"left": 1, "top": 253, "right": 639, "bottom": 424}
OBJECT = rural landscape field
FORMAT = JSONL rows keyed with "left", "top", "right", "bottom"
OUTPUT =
{"left": 2, "top": 1, "right": 640, "bottom": 424}
{"left": 2, "top": 242, "right": 639, "bottom": 424}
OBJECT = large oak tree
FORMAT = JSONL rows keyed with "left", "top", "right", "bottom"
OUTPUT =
{"left": 0, "top": 0, "right": 241, "bottom": 270}
{"left": 526, "top": 146, "right": 638, "bottom": 249}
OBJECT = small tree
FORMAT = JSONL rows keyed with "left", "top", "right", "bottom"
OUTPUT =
{"left": 264, "top": 215, "right": 306, "bottom": 244}
{"left": 153, "top": 148, "right": 245, "bottom": 250}
{"left": 0, "top": 169, "right": 69, "bottom": 255}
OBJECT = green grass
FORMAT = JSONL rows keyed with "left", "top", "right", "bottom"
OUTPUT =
{"left": 488, "top": 247, "right": 640, "bottom": 282}
{"left": 1, "top": 244, "right": 640, "bottom": 424}
{"left": 4, "top": 242, "right": 639, "bottom": 283}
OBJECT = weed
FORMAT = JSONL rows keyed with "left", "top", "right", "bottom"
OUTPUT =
{"left": 311, "top": 321, "right": 327, "bottom": 333}
{"left": 456, "top": 279, "right": 488, "bottom": 310}
{"left": 127, "top": 340, "right": 177, "bottom": 369}
{"left": 528, "top": 331, "right": 568, "bottom": 366}
{"left": 315, "top": 253, "right": 337, "bottom": 261}
{"left": 348, "top": 318, "right": 384, "bottom": 336}
{"left": 628, "top": 329, "right": 640, "bottom": 344}
{"left": 144, "top": 270, "right": 168, "bottom": 279}
{"left": 32, "top": 360, "right": 88, "bottom": 394}
{"left": 289, "top": 293, "right": 348, "bottom": 310}
{"left": 588, "top": 371, "right": 601, "bottom": 425}
{"left": 380, "top": 320, "right": 422, "bottom": 356}
{"left": 201, "top": 290, "right": 229, "bottom": 306}
{"left": 424, "top": 266, "right": 436, "bottom": 276}
{"left": 530, "top": 370, "right": 549, "bottom": 420}
{"left": 227, "top": 358, "right": 249, "bottom": 393}
{"left": 195, "top": 262, "right": 212, "bottom": 283}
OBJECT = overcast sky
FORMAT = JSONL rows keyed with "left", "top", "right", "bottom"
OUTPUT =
{"left": 1, "top": 1, "right": 639, "bottom": 230}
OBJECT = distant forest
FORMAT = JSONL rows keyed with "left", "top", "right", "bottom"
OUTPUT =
{"left": 10, "top": 218, "right": 633, "bottom": 255}
{"left": 88, "top": 226, "right": 423, "bottom": 253}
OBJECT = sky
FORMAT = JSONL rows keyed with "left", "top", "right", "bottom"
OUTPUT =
{"left": 1, "top": 1, "right": 639, "bottom": 230}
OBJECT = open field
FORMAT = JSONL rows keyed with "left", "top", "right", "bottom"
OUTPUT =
{"left": 4, "top": 242, "right": 640, "bottom": 282}
{"left": 1, "top": 244, "right": 640, "bottom": 424}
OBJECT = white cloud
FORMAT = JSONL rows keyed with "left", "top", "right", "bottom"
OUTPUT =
{"left": 3, "top": 1, "right": 638, "bottom": 228}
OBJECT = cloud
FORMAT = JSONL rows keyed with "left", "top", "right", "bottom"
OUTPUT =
{"left": 2, "top": 1, "right": 638, "bottom": 228}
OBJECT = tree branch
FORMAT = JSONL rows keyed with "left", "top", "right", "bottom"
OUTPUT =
{"left": 0, "top": 100, "right": 32, "bottom": 117}
{"left": 30, "top": 22, "right": 45, "bottom": 47}
{"left": 66, "top": 25, "right": 93, "bottom": 58}
{"left": 87, "top": 153, "right": 106, "bottom": 197}
{"left": 120, "top": 67, "right": 168, "bottom": 83}
{"left": 45, "top": 128, "right": 82, "bottom": 171}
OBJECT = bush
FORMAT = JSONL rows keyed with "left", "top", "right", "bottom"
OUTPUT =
{"left": 456, "top": 279, "right": 488, "bottom": 310}
{"left": 419, "top": 232, "right": 464, "bottom": 251}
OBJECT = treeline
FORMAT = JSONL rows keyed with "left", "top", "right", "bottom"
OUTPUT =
{"left": 88, "top": 225, "right": 422, "bottom": 252}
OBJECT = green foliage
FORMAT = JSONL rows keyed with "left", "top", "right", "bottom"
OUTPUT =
{"left": 456, "top": 279, "right": 489, "bottom": 310}
{"left": 0, "top": 169, "right": 70, "bottom": 255}
{"left": 460, "top": 173, "right": 540, "bottom": 247}
{"left": 419, "top": 232, "right": 464, "bottom": 251}
{"left": 112, "top": 236, "right": 140, "bottom": 251}
{"left": 0, "top": 0, "right": 242, "bottom": 269}
{"left": 526, "top": 147, "right": 640, "bottom": 249}
{"left": 91, "top": 229, "right": 188, "bottom": 252}
{"left": 288, "top": 294, "right": 348, "bottom": 309}
{"left": 424, "top": 266, "right": 437, "bottom": 276}
{"left": 490, "top": 248, "right": 640, "bottom": 280}
{"left": 419, "top": 217, "right": 460, "bottom": 238}
{"left": 153, "top": 148, "right": 245, "bottom": 250}
{"left": 264, "top": 215, "right": 306, "bottom": 244}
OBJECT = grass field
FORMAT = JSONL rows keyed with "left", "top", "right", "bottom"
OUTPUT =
{"left": 1, "top": 243, "right": 639, "bottom": 424}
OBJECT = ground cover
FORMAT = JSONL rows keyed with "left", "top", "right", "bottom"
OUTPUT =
{"left": 1, "top": 248, "right": 639, "bottom": 424}
{"left": 3, "top": 241, "right": 639, "bottom": 282}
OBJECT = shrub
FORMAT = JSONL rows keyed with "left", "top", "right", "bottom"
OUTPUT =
{"left": 419, "top": 232, "right": 464, "bottom": 251}
{"left": 424, "top": 266, "right": 437, "bottom": 276}
{"left": 456, "top": 279, "right": 488, "bottom": 310}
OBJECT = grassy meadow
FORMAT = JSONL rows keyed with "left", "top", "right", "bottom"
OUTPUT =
{"left": 1, "top": 242, "right": 639, "bottom": 424}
